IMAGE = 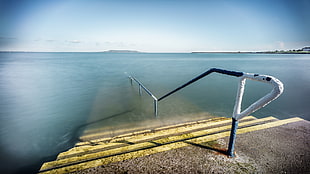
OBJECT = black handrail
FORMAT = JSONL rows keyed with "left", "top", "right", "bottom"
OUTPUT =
{"left": 158, "top": 68, "right": 243, "bottom": 101}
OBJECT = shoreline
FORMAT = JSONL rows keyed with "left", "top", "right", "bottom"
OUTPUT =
{"left": 191, "top": 51, "right": 310, "bottom": 54}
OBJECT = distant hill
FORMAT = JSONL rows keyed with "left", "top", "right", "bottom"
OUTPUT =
{"left": 102, "top": 50, "right": 141, "bottom": 53}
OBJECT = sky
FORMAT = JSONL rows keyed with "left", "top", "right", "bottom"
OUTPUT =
{"left": 0, "top": 0, "right": 309, "bottom": 52}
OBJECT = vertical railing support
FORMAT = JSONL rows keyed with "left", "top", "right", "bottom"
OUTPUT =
{"left": 154, "top": 99, "right": 158, "bottom": 117}
{"left": 139, "top": 84, "right": 142, "bottom": 96}
{"left": 227, "top": 118, "right": 238, "bottom": 157}
{"left": 227, "top": 77, "right": 245, "bottom": 157}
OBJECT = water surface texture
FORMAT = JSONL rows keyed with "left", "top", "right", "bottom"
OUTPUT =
{"left": 0, "top": 52, "right": 309, "bottom": 173}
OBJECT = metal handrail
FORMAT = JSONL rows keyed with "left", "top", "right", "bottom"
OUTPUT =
{"left": 128, "top": 76, "right": 158, "bottom": 116}
{"left": 158, "top": 68, "right": 243, "bottom": 101}
{"left": 158, "top": 68, "right": 283, "bottom": 121}
{"left": 128, "top": 68, "right": 284, "bottom": 157}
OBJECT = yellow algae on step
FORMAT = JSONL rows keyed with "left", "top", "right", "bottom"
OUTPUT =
{"left": 57, "top": 142, "right": 125, "bottom": 159}
{"left": 75, "top": 137, "right": 112, "bottom": 146}
{"left": 80, "top": 112, "right": 214, "bottom": 140}
{"left": 40, "top": 116, "right": 299, "bottom": 174}
{"left": 153, "top": 116, "right": 276, "bottom": 144}
{"left": 76, "top": 116, "right": 256, "bottom": 147}
{"left": 186, "top": 131, "right": 232, "bottom": 144}
{"left": 188, "top": 117, "right": 302, "bottom": 144}
{"left": 153, "top": 117, "right": 230, "bottom": 131}
{"left": 237, "top": 117, "right": 303, "bottom": 134}
{"left": 42, "top": 116, "right": 275, "bottom": 171}
{"left": 81, "top": 128, "right": 153, "bottom": 141}
{"left": 58, "top": 117, "right": 266, "bottom": 159}
{"left": 77, "top": 116, "right": 232, "bottom": 146}
{"left": 40, "top": 115, "right": 279, "bottom": 173}
{"left": 109, "top": 118, "right": 232, "bottom": 143}
{"left": 40, "top": 142, "right": 188, "bottom": 174}
{"left": 40, "top": 142, "right": 156, "bottom": 171}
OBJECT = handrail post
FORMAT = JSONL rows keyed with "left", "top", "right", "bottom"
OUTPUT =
{"left": 227, "top": 73, "right": 283, "bottom": 157}
{"left": 227, "top": 77, "right": 245, "bottom": 157}
{"left": 227, "top": 118, "right": 238, "bottom": 157}
{"left": 154, "top": 99, "right": 158, "bottom": 117}
{"left": 139, "top": 84, "right": 142, "bottom": 96}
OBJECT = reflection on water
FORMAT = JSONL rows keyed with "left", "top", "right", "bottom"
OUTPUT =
{"left": 0, "top": 52, "right": 309, "bottom": 173}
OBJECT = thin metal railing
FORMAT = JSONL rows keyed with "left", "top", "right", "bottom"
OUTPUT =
{"left": 128, "top": 76, "right": 158, "bottom": 116}
{"left": 127, "top": 68, "right": 284, "bottom": 157}
{"left": 158, "top": 68, "right": 243, "bottom": 101}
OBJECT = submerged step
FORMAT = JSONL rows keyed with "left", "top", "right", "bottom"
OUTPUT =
{"left": 79, "top": 113, "right": 220, "bottom": 142}
{"left": 44, "top": 117, "right": 236, "bottom": 167}
{"left": 58, "top": 116, "right": 257, "bottom": 159}
{"left": 76, "top": 116, "right": 231, "bottom": 146}
{"left": 76, "top": 116, "right": 257, "bottom": 147}
{"left": 39, "top": 117, "right": 302, "bottom": 174}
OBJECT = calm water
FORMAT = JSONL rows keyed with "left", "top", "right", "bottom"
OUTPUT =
{"left": 0, "top": 52, "right": 309, "bottom": 173}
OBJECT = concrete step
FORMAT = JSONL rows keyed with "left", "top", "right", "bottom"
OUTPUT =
{"left": 60, "top": 116, "right": 257, "bottom": 158}
{"left": 38, "top": 116, "right": 303, "bottom": 174}
{"left": 79, "top": 112, "right": 216, "bottom": 142}
{"left": 76, "top": 116, "right": 256, "bottom": 146}
{"left": 51, "top": 117, "right": 239, "bottom": 162}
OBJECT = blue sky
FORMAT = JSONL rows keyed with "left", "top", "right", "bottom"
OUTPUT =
{"left": 0, "top": 0, "right": 309, "bottom": 52}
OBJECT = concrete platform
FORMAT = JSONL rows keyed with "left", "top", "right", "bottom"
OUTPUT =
{"left": 38, "top": 116, "right": 309, "bottom": 174}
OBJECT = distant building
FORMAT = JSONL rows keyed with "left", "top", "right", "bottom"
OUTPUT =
{"left": 302, "top": 47, "right": 310, "bottom": 51}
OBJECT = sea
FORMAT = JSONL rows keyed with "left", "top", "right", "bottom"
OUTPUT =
{"left": 0, "top": 52, "right": 309, "bottom": 173}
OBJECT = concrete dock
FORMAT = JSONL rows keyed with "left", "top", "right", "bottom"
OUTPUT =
{"left": 38, "top": 116, "right": 309, "bottom": 173}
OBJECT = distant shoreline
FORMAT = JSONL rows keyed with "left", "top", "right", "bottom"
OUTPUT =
{"left": 192, "top": 47, "right": 310, "bottom": 54}
{"left": 101, "top": 50, "right": 142, "bottom": 53}
{"left": 191, "top": 51, "right": 310, "bottom": 54}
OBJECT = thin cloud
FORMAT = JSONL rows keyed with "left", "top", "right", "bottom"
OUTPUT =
{"left": 0, "top": 36, "right": 17, "bottom": 46}
{"left": 102, "top": 41, "right": 136, "bottom": 47}
{"left": 0, "top": 36, "right": 17, "bottom": 40}
{"left": 68, "top": 40, "right": 81, "bottom": 43}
